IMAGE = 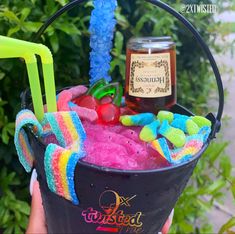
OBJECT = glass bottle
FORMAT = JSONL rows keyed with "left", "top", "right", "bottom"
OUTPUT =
{"left": 125, "top": 36, "right": 176, "bottom": 113}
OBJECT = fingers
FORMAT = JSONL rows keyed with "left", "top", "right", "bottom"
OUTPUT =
{"left": 26, "top": 181, "right": 47, "bottom": 234}
{"left": 161, "top": 209, "right": 174, "bottom": 234}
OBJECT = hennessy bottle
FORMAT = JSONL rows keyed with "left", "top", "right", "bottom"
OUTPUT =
{"left": 125, "top": 37, "right": 176, "bottom": 113}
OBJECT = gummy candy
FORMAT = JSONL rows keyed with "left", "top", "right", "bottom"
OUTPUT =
{"left": 69, "top": 102, "right": 98, "bottom": 122}
{"left": 139, "top": 120, "right": 160, "bottom": 142}
{"left": 157, "top": 111, "right": 174, "bottom": 123}
{"left": 100, "top": 95, "right": 113, "bottom": 105}
{"left": 150, "top": 138, "right": 172, "bottom": 163}
{"left": 171, "top": 135, "right": 204, "bottom": 163}
{"left": 159, "top": 120, "right": 186, "bottom": 148}
{"left": 58, "top": 150, "right": 72, "bottom": 201}
{"left": 147, "top": 144, "right": 171, "bottom": 168}
{"left": 73, "top": 95, "right": 99, "bottom": 110}
{"left": 14, "top": 109, "right": 43, "bottom": 173}
{"left": 87, "top": 78, "right": 108, "bottom": 95}
{"left": 57, "top": 90, "right": 72, "bottom": 111}
{"left": 186, "top": 119, "right": 199, "bottom": 135}
{"left": 120, "top": 113, "right": 155, "bottom": 126}
{"left": 57, "top": 87, "right": 98, "bottom": 122}
{"left": 69, "top": 85, "right": 88, "bottom": 99}
{"left": 44, "top": 144, "right": 58, "bottom": 193}
{"left": 97, "top": 103, "right": 120, "bottom": 124}
{"left": 92, "top": 82, "right": 123, "bottom": 106}
{"left": 45, "top": 144, "right": 84, "bottom": 205}
{"left": 190, "top": 116, "right": 212, "bottom": 128}
{"left": 171, "top": 117, "right": 187, "bottom": 132}
{"left": 174, "top": 113, "right": 189, "bottom": 120}
{"left": 198, "top": 126, "right": 211, "bottom": 143}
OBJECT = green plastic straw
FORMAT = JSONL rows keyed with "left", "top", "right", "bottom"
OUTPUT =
{"left": 0, "top": 36, "right": 57, "bottom": 121}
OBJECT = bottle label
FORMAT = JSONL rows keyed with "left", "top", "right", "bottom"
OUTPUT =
{"left": 129, "top": 53, "right": 172, "bottom": 98}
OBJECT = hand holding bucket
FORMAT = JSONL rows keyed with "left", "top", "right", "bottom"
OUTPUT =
{"left": 9, "top": 0, "right": 224, "bottom": 232}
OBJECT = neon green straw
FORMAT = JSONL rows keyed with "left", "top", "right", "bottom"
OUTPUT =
{"left": 0, "top": 46, "right": 44, "bottom": 120}
{"left": 26, "top": 62, "right": 45, "bottom": 121}
{"left": 0, "top": 36, "right": 57, "bottom": 121}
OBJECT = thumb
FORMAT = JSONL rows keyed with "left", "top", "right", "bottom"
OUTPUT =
{"left": 26, "top": 181, "right": 47, "bottom": 234}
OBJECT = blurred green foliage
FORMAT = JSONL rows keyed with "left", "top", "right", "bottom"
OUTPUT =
{"left": 0, "top": 0, "right": 234, "bottom": 233}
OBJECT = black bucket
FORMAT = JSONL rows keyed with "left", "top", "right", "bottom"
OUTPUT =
{"left": 23, "top": 0, "right": 224, "bottom": 233}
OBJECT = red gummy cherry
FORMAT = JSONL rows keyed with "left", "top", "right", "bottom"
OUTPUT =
{"left": 73, "top": 95, "right": 99, "bottom": 110}
{"left": 99, "top": 95, "right": 113, "bottom": 105}
{"left": 97, "top": 103, "right": 120, "bottom": 124}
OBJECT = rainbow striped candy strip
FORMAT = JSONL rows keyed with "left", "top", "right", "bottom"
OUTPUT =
{"left": 44, "top": 144, "right": 85, "bottom": 204}
{"left": 14, "top": 109, "right": 43, "bottom": 172}
{"left": 43, "top": 111, "right": 86, "bottom": 152}
{"left": 151, "top": 138, "right": 172, "bottom": 163}
{"left": 41, "top": 111, "right": 86, "bottom": 204}
{"left": 151, "top": 134, "right": 204, "bottom": 165}
{"left": 14, "top": 109, "right": 87, "bottom": 204}
{"left": 171, "top": 135, "right": 204, "bottom": 162}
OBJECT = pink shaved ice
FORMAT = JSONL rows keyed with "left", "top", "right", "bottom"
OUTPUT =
{"left": 82, "top": 121, "right": 170, "bottom": 170}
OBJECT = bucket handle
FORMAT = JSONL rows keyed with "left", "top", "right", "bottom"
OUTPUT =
{"left": 33, "top": 0, "right": 223, "bottom": 138}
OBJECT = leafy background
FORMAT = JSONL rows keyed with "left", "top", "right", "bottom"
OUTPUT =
{"left": 0, "top": 0, "right": 235, "bottom": 233}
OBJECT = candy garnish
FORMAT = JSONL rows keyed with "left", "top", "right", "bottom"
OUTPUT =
{"left": 120, "top": 113, "right": 155, "bottom": 126}
{"left": 73, "top": 95, "right": 99, "bottom": 110}
{"left": 190, "top": 116, "right": 212, "bottom": 128}
{"left": 14, "top": 109, "right": 43, "bottom": 172}
{"left": 97, "top": 103, "right": 120, "bottom": 124}
{"left": 159, "top": 120, "right": 186, "bottom": 148}
{"left": 171, "top": 117, "right": 187, "bottom": 132}
{"left": 198, "top": 126, "right": 211, "bottom": 143}
{"left": 157, "top": 111, "right": 174, "bottom": 123}
{"left": 139, "top": 120, "right": 160, "bottom": 142}
{"left": 87, "top": 78, "right": 107, "bottom": 95}
{"left": 150, "top": 138, "right": 172, "bottom": 162}
{"left": 186, "top": 119, "right": 200, "bottom": 135}
{"left": 57, "top": 87, "right": 98, "bottom": 122}
{"left": 89, "top": 0, "right": 117, "bottom": 84}
{"left": 92, "top": 82, "right": 123, "bottom": 106}
{"left": 170, "top": 134, "right": 204, "bottom": 163}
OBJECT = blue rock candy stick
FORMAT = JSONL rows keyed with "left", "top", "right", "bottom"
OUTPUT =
{"left": 139, "top": 120, "right": 160, "bottom": 142}
{"left": 120, "top": 113, "right": 155, "bottom": 126}
{"left": 89, "top": 0, "right": 117, "bottom": 84}
{"left": 159, "top": 120, "right": 186, "bottom": 148}
{"left": 157, "top": 111, "right": 174, "bottom": 123}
